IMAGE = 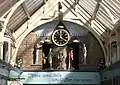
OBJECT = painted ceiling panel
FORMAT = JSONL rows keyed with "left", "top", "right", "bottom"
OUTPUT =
{"left": 95, "top": 19, "right": 107, "bottom": 32}
{"left": 103, "top": 0, "right": 120, "bottom": 19}
{"left": 0, "top": 0, "right": 120, "bottom": 41}
{"left": 6, "top": 0, "right": 44, "bottom": 31}
{"left": 34, "top": 21, "right": 59, "bottom": 36}
{"left": 94, "top": 20, "right": 105, "bottom": 33}
{"left": 34, "top": 21, "right": 88, "bottom": 37}
{"left": 80, "top": 0, "right": 97, "bottom": 15}
{"left": 76, "top": 5, "right": 91, "bottom": 20}
{"left": 96, "top": 6, "right": 114, "bottom": 30}
{"left": 7, "top": 5, "right": 27, "bottom": 31}
{"left": 0, "top": 0, "right": 17, "bottom": 17}
{"left": 24, "top": 0, "right": 44, "bottom": 15}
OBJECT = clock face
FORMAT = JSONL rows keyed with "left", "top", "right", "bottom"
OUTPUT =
{"left": 52, "top": 29, "right": 70, "bottom": 46}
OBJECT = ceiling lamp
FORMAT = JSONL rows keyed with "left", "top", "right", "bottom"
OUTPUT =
{"left": 73, "top": 39, "right": 79, "bottom": 43}
{"left": 44, "top": 38, "right": 51, "bottom": 43}
{"left": 40, "top": 41, "right": 44, "bottom": 44}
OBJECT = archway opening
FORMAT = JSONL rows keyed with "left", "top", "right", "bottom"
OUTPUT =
{"left": 16, "top": 20, "right": 105, "bottom": 70}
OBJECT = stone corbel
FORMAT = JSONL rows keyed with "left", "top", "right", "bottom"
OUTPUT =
{"left": 0, "top": 21, "right": 4, "bottom": 32}
{"left": 0, "top": 42, "right": 3, "bottom": 46}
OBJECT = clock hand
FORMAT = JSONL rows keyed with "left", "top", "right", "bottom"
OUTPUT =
{"left": 60, "top": 30, "right": 67, "bottom": 42}
{"left": 62, "top": 38, "right": 67, "bottom": 42}
{"left": 60, "top": 30, "right": 62, "bottom": 38}
{"left": 61, "top": 37, "right": 67, "bottom": 42}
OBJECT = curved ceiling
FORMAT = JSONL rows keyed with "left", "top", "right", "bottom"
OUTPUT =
{"left": 0, "top": 0, "right": 120, "bottom": 42}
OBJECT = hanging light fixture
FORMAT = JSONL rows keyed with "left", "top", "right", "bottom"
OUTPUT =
{"left": 44, "top": 37, "right": 51, "bottom": 43}
{"left": 40, "top": 40, "right": 44, "bottom": 44}
{"left": 73, "top": 38, "right": 79, "bottom": 43}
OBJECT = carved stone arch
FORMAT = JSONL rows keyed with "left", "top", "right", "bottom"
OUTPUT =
{"left": 13, "top": 20, "right": 106, "bottom": 62}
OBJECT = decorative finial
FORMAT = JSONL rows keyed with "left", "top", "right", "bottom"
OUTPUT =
{"left": 58, "top": 2, "right": 62, "bottom": 11}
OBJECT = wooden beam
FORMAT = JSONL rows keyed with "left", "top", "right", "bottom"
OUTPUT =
{"left": 90, "top": 0, "right": 101, "bottom": 21}
{"left": 1, "top": 0, "right": 25, "bottom": 35}
{"left": 21, "top": 2, "right": 30, "bottom": 19}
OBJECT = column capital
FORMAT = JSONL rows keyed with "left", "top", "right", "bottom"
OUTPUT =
{"left": 0, "top": 42, "right": 3, "bottom": 46}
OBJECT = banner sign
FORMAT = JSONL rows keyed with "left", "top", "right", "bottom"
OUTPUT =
{"left": 20, "top": 71, "right": 100, "bottom": 84}
{"left": 8, "top": 81, "right": 23, "bottom": 85}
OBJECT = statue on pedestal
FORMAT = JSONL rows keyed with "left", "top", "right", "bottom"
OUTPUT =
{"left": 33, "top": 43, "right": 42, "bottom": 64}
{"left": 68, "top": 48, "right": 74, "bottom": 69}
{"left": 83, "top": 44, "right": 87, "bottom": 64}
{"left": 48, "top": 48, "right": 54, "bottom": 68}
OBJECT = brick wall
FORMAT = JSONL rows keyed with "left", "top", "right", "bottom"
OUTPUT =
{"left": 17, "top": 32, "right": 43, "bottom": 70}
{"left": 16, "top": 32, "right": 104, "bottom": 70}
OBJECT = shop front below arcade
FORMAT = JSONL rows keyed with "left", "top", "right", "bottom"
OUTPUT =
{"left": 20, "top": 70, "right": 100, "bottom": 85}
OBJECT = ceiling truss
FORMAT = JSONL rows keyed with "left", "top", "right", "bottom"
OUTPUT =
{"left": 0, "top": 0, "right": 120, "bottom": 44}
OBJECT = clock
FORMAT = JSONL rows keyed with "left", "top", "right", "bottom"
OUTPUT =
{"left": 52, "top": 29, "right": 70, "bottom": 46}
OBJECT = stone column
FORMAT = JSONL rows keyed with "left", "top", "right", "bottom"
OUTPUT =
{"left": 8, "top": 42, "right": 11, "bottom": 62}
{"left": 109, "top": 42, "right": 112, "bottom": 63}
{"left": 116, "top": 28, "right": 120, "bottom": 60}
{"left": 116, "top": 37, "right": 120, "bottom": 61}
{"left": 105, "top": 43, "right": 110, "bottom": 67}
{"left": 0, "top": 33, "right": 4, "bottom": 59}
{"left": 0, "top": 42, "right": 3, "bottom": 59}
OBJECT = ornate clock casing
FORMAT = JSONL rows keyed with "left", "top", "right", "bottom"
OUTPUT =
{"left": 52, "top": 28, "right": 70, "bottom": 46}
